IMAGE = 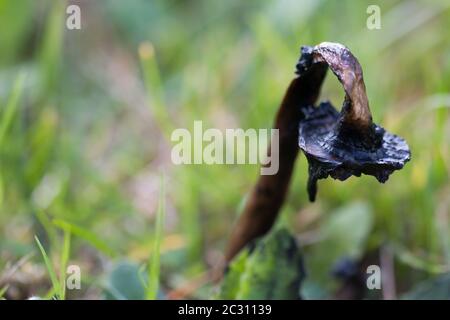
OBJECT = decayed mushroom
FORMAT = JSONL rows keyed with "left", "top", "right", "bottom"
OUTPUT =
{"left": 296, "top": 42, "right": 410, "bottom": 201}
{"left": 225, "top": 42, "right": 410, "bottom": 263}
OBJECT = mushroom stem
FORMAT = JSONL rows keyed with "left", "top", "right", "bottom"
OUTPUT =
{"left": 312, "top": 42, "right": 373, "bottom": 131}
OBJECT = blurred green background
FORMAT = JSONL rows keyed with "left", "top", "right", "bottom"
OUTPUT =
{"left": 0, "top": 0, "right": 449, "bottom": 299}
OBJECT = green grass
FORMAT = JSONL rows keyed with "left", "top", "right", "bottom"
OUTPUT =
{"left": 0, "top": 72, "right": 25, "bottom": 146}
{"left": 0, "top": 285, "right": 9, "bottom": 299}
{"left": 34, "top": 229, "right": 71, "bottom": 300}
{"left": 59, "top": 229, "right": 71, "bottom": 300}
{"left": 146, "top": 173, "right": 165, "bottom": 300}
{"left": 53, "top": 219, "right": 116, "bottom": 258}
{"left": 0, "top": 72, "right": 25, "bottom": 208}
{"left": 139, "top": 42, "right": 173, "bottom": 136}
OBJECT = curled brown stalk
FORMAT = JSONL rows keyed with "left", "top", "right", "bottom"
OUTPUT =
{"left": 224, "top": 42, "right": 410, "bottom": 263}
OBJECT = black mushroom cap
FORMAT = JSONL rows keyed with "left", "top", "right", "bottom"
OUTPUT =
{"left": 295, "top": 42, "right": 411, "bottom": 202}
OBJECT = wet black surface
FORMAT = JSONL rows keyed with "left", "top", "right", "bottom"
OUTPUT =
{"left": 299, "top": 102, "right": 410, "bottom": 201}
{"left": 295, "top": 43, "right": 411, "bottom": 201}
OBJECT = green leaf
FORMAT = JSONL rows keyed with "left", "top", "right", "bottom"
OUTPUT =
{"left": 59, "top": 229, "right": 71, "bottom": 300}
{"left": 35, "top": 235, "right": 60, "bottom": 298}
{"left": 322, "top": 201, "right": 373, "bottom": 260}
{"left": 217, "top": 250, "right": 248, "bottom": 299}
{"left": 218, "top": 228, "right": 305, "bottom": 299}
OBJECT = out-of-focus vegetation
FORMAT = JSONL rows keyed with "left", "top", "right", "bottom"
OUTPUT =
{"left": 218, "top": 228, "right": 304, "bottom": 299}
{"left": 0, "top": 0, "right": 449, "bottom": 299}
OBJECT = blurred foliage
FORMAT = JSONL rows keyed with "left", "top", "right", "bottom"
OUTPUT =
{"left": 218, "top": 228, "right": 304, "bottom": 300}
{"left": 103, "top": 261, "right": 146, "bottom": 300}
{"left": 401, "top": 273, "right": 450, "bottom": 299}
{"left": 304, "top": 202, "right": 373, "bottom": 292}
{"left": 0, "top": 0, "right": 449, "bottom": 299}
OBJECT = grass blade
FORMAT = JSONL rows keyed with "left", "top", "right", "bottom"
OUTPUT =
{"left": 146, "top": 173, "right": 165, "bottom": 300}
{"left": 0, "top": 285, "right": 9, "bottom": 299}
{"left": 53, "top": 219, "right": 116, "bottom": 258}
{"left": 59, "top": 229, "right": 71, "bottom": 300}
{"left": 139, "top": 42, "right": 173, "bottom": 136}
{"left": 38, "top": 0, "right": 65, "bottom": 94}
{"left": 0, "top": 174, "right": 3, "bottom": 209}
{"left": 35, "top": 235, "right": 60, "bottom": 298}
{"left": 0, "top": 72, "right": 25, "bottom": 208}
{"left": 0, "top": 72, "right": 26, "bottom": 147}
{"left": 35, "top": 210, "right": 58, "bottom": 252}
